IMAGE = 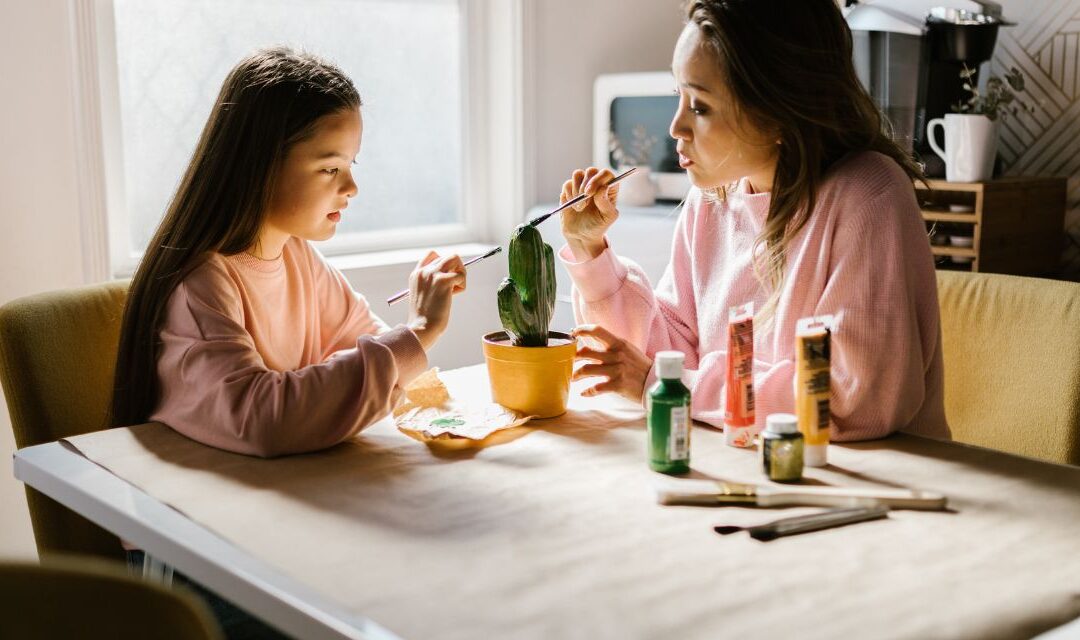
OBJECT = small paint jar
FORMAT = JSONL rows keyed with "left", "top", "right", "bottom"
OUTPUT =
{"left": 761, "top": 413, "right": 804, "bottom": 482}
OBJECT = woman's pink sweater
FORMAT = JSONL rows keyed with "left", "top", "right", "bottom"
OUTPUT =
{"left": 561, "top": 152, "right": 949, "bottom": 441}
{"left": 150, "top": 237, "right": 427, "bottom": 457}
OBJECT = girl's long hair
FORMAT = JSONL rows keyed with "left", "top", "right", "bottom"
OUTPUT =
{"left": 684, "top": 0, "right": 924, "bottom": 325}
{"left": 111, "top": 47, "right": 360, "bottom": 427}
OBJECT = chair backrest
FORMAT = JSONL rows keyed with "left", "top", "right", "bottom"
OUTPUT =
{"left": 0, "top": 556, "right": 222, "bottom": 640}
{"left": 937, "top": 271, "right": 1080, "bottom": 465}
{"left": 0, "top": 281, "right": 129, "bottom": 559}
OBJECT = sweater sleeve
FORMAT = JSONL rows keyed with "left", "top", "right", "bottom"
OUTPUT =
{"left": 814, "top": 183, "right": 939, "bottom": 441}
{"left": 561, "top": 197, "right": 725, "bottom": 421}
{"left": 150, "top": 264, "right": 427, "bottom": 457}
{"left": 561, "top": 197, "right": 701, "bottom": 360}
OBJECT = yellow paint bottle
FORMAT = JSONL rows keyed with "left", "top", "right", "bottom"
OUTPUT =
{"left": 795, "top": 315, "right": 834, "bottom": 467}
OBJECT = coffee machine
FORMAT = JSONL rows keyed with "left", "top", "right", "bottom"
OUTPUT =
{"left": 845, "top": 0, "right": 1013, "bottom": 177}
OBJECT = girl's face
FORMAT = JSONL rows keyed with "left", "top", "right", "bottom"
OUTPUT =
{"left": 263, "top": 107, "right": 362, "bottom": 244}
{"left": 669, "top": 24, "right": 779, "bottom": 192}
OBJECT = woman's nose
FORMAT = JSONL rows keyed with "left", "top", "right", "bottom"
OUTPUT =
{"left": 669, "top": 110, "right": 689, "bottom": 141}
{"left": 343, "top": 171, "right": 358, "bottom": 198}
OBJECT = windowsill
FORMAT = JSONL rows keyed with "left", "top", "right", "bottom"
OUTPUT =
{"left": 111, "top": 242, "right": 498, "bottom": 282}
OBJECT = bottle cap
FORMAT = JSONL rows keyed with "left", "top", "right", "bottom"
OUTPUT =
{"left": 805, "top": 444, "right": 828, "bottom": 467}
{"left": 655, "top": 351, "right": 685, "bottom": 379}
{"left": 764, "top": 413, "right": 799, "bottom": 435}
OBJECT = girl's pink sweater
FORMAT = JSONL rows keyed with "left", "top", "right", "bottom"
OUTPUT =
{"left": 561, "top": 152, "right": 949, "bottom": 441}
{"left": 150, "top": 237, "right": 427, "bottom": 457}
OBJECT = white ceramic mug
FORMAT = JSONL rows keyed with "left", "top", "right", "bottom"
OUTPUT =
{"left": 926, "top": 113, "right": 999, "bottom": 182}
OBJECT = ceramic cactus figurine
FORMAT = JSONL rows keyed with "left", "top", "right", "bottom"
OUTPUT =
{"left": 497, "top": 223, "right": 556, "bottom": 347}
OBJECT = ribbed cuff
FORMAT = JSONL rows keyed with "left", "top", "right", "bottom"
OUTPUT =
{"left": 557, "top": 243, "right": 629, "bottom": 302}
{"left": 374, "top": 325, "right": 428, "bottom": 387}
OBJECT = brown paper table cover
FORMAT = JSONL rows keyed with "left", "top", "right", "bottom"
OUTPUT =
{"left": 65, "top": 366, "right": 1080, "bottom": 640}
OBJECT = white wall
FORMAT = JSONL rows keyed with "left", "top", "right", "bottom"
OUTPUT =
{"left": 529, "top": 0, "right": 685, "bottom": 206}
{"left": 0, "top": 0, "right": 684, "bottom": 561}
{"left": 0, "top": 0, "right": 85, "bottom": 560}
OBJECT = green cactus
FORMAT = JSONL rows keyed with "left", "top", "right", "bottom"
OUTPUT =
{"left": 497, "top": 223, "right": 556, "bottom": 347}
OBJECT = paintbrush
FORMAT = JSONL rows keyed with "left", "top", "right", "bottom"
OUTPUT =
{"left": 525, "top": 166, "right": 638, "bottom": 227}
{"left": 713, "top": 505, "right": 891, "bottom": 541}
{"left": 654, "top": 479, "right": 947, "bottom": 511}
{"left": 386, "top": 246, "right": 502, "bottom": 306}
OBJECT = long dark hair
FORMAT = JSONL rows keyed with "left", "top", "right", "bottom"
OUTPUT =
{"left": 111, "top": 47, "right": 361, "bottom": 427}
{"left": 684, "top": 0, "right": 923, "bottom": 323}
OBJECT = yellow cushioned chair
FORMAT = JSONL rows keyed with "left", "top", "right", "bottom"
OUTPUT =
{"left": 0, "top": 281, "right": 129, "bottom": 560}
{"left": 937, "top": 271, "right": 1080, "bottom": 465}
{"left": 0, "top": 555, "right": 221, "bottom": 639}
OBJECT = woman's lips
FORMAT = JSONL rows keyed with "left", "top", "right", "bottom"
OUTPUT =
{"left": 678, "top": 154, "right": 694, "bottom": 168}
{"left": 328, "top": 211, "right": 341, "bottom": 222}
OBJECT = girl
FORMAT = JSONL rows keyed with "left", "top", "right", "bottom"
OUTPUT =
{"left": 559, "top": 0, "right": 949, "bottom": 442}
{"left": 112, "top": 47, "right": 466, "bottom": 458}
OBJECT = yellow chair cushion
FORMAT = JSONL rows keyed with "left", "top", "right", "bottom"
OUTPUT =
{"left": 937, "top": 271, "right": 1080, "bottom": 465}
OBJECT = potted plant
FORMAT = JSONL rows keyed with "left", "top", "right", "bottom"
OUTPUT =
{"left": 927, "top": 65, "right": 1032, "bottom": 182}
{"left": 609, "top": 124, "right": 659, "bottom": 206}
{"left": 482, "top": 224, "right": 576, "bottom": 418}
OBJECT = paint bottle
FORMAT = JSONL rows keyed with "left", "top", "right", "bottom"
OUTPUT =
{"left": 724, "top": 302, "right": 757, "bottom": 448}
{"left": 795, "top": 315, "right": 834, "bottom": 467}
{"left": 647, "top": 351, "right": 691, "bottom": 474}
{"left": 761, "top": 413, "right": 804, "bottom": 482}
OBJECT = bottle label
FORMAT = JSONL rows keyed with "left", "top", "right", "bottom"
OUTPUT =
{"left": 669, "top": 406, "right": 689, "bottom": 461}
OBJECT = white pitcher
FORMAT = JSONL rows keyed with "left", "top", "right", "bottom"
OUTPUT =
{"left": 926, "top": 113, "right": 999, "bottom": 182}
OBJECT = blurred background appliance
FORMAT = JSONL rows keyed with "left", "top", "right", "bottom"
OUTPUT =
{"left": 844, "top": 1, "right": 1013, "bottom": 177}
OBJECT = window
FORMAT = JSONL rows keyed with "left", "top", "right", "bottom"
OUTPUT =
{"left": 80, "top": 0, "right": 526, "bottom": 276}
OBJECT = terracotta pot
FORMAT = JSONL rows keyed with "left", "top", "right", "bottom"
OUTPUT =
{"left": 482, "top": 331, "right": 576, "bottom": 418}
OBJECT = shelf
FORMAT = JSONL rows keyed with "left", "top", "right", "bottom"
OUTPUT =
{"left": 915, "top": 176, "right": 1065, "bottom": 277}
{"left": 921, "top": 210, "right": 979, "bottom": 224}
{"left": 920, "top": 179, "right": 983, "bottom": 193}
{"left": 931, "top": 245, "right": 977, "bottom": 258}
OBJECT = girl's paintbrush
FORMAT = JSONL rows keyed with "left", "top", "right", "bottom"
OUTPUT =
{"left": 386, "top": 246, "right": 502, "bottom": 306}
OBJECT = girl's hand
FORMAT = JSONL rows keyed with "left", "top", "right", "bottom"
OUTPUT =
{"left": 560, "top": 167, "right": 621, "bottom": 261}
{"left": 407, "top": 251, "right": 466, "bottom": 351}
{"left": 572, "top": 324, "right": 653, "bottom": 401}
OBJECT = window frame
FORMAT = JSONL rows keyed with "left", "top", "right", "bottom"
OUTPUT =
{"left": 72, "top": 0, "right": 529, "bottom": 278}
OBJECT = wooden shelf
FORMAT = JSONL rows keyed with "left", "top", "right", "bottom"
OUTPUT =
{"left": 921, "top": 209, "right": 979, "bottom": 224}
{"left": 915, "top": 176, "right": 1067, "bottom": 277}
{"left": 931, "top": 245, "right": 977, "bottom": 258}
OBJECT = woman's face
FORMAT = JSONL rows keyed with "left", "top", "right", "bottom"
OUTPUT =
{"left": 669, "top": 23, "right": 779, "bottom": 192}
{"left": 264, "top": 107, "right": 361, "bottom": 244}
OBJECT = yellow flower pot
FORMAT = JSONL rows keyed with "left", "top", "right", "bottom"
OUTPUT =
{"left": 482, "top": 331, "right": 576, "bottom": 418}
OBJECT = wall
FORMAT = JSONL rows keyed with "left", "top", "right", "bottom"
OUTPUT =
{"left": 529, "top": 0, "right": 685, "bottom": 206}
{"left": 0, "top": 0, "right": 685, "bottom": 561}
{"left": 993, "top": 0, "right": 1080, "bottom": 279}
{"left": 0, "top": 1, "right": 86, "bottom": 560}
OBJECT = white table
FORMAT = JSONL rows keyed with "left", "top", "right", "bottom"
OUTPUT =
{"left": 13, "top": 365, "right": 1080, "bottom": 640}
{"left": 14, "top": 441, "right": 395, "bottom": 640}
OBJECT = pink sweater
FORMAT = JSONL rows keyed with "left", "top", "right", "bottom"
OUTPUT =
{"left": 150, "top": 237, "right": 427, "bottom": 457}
{"left": 561, "top": 152, "right": 949, "bottom": 441}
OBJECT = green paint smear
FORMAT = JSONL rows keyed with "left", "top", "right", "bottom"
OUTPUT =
{"left": 430, "top": 418, "right": 466, "bottom": 427}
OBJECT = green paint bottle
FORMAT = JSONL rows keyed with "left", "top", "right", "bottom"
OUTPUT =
{"left": 647, "top": 351, "right": 691, "bottom": 474}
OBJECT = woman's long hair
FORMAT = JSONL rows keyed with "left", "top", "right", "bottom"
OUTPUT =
{"left": 684, "top": 0, "right": 924, "bottom": 324}
{"left": 111, "top": 47, "right": 360, "bottom": 427}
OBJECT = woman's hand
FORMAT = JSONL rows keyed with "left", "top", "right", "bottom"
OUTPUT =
{"left": 572, "top": 324, "right": 653, "bottom": 401}
{"left": 560, "top": 167, "right": 621, "bottom": 261}
{"left": 407, "top": 251, "right": 466, "bottom": 351}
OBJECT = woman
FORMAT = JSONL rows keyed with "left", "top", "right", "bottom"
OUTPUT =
{"left": 558, "top": 0, "right": 948, "bottom": 442}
